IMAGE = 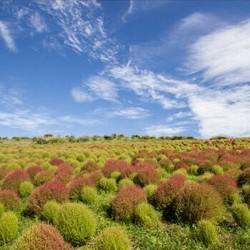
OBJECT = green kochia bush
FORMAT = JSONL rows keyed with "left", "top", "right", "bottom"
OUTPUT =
{"left": 135, "top": 202, "right": 159, "bottom": 227}
{"left": 56, "top": 202, "right": 97, "bottom": 245}
{"left": 196, "top": 220, "right": 219, "bottom": 247}
{"left": 19, "top": 181, "right": 34, "bottom": 198}
{"left": 99, "top": 177, "right": 118, "bottom": 193}
{"left": 175, "top": 183, "right": 224, "bottom": 224}
{"left": 42, "top": 200, "right": 61, "bottom": 223}
{"left": 0, "top": 203, "right": 4, "bottom": 217}
{"left": 0, "top": 211, "right": 18, "bottom": 244}
{"left": 11, "top": 223, "right": 72, "bottom": 250}
{"left": 231, "top": 203, "right": 250, "bottom": 228}
{"left": 80, "top": 186, "right": 98, "bottom": 205}
{"left": 96, "top": 226, "right": 131, "bottom": 250}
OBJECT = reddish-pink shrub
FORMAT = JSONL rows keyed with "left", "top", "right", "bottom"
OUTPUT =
{"left": 34, "top": 170, "right": 54, "bottom": 186}
{"left": 28, "top": 180, "right": 69, "bottom": 214}
{"left": 2, "top": 169, "right": 30, "bottom": 191}
{"left": 26, "top": 165, "right": 43, "bottom": 180}
{"left": 0, "top": 189, "right": 20, "bottom": 210}
{"left": 54, "top": 163, "right": 73, "bottom": 184}
{"left": 0, "top": 168, "right": 10, "bottom": 180}
{"left": 153, "top": 174, "right": 185, "bottom": 210}
{"left": 112, "top": 185, "right": 147, "bottom": 221}
{"left": 49, "top": 158, "right": 65, "bottom": 166}
{"left": 175, "top": 160, "right": 189, "bottom": 171}
{"left": 103, "top": 159, "right": 129, "bottom": 177}
{"left": 12, "top": 223, "right": 72, "bottom": 250}
{"left": 207, "top": 174, "right": 237, "bottom": 201}
{"left": 69, "top": 177, "right": 94, "bottom": 199}
{"left": 175, "top": 183, "right": 224, "bottom": 224}
{"left": 82, "top": 161, "right": 98, "bottom": 172}
{"left": 135, "top": 165, "right": 161, "bottom": 186}
{"left": 89, "top": 170, "right": 104, "bottom": 185}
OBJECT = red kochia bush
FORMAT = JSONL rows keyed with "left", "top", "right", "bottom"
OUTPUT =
{"left": 112, "top": 185, "right": 147, "bottom": 221}
{"left": 135, "top": 165, "right": 161, "bottom": 186}
{"left": 69, "top": 177, "right": 94, "bottom": 199}
{"left": 50, "top": 158, "right": 65, "bottom": 166}
{"left": 153, "top": 174, "right": 185, "bottom": 210}
{"left": 34, "top": 170, "right": 54, "bottom": 186}
{"left": 28, "top": 180, "right": 69, "bottom": 214}
{"left": 55, "top": 163, "right": 73, "bottom": 184}
{"left": 103, "top": 159, "right": 129, "bottom": 177}
{"left": 175, "top": 160, "right": 189, "bottom": 171}
{"left": 89, "top": 170, "right": 104, "bottom": 185}
{"left": 2, "top": 169, "right": 30, "bottom": 191}
{"left": 12, "top": 223, "right": 72, "bottom": 250}
{"left": 26, "top": 165, "right": 43, "bottom": 180}
{"left": 175, "top": 183, "right": 224, "bottom": 224}
{"left": 0, "top": 189, "right": 20, "bottom": 210}
{"left": 207, "top": 174, "right": 237, "bottom": 201}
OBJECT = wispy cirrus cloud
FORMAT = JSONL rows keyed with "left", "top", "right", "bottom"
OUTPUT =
{"left": 123, "top": 0, "right": 168, "bottom": 22}
{"left": 71, "top": 76, "right": 118, "bottom": 103}
{"left": 0, "top": 21, "right": 16, "bottom": 51}
{"left": 186, "top": 19, "right": 250, "bottom": 86}
{"left": 30, "top": 12, "right": 47, "bottom": 33}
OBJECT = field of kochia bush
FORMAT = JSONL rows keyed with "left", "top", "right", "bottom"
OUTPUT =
{"left": 0, "top": 138, "right": 249, "bottom": 249}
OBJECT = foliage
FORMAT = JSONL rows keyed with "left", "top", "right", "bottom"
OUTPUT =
{"left": 231, "top": 203, "right": 250, "bottom": 228}
{"left": 19, "top": 181, "right": 34, "bottom": 198}
{"left": 112, "top": 185, "right": 147, "bottom": 221}
{"left": 175, "top": 183, "right": 224, "bottom": 224}
{"left": 98, "top": 177, "right": 118, "bottom": 193}
{"left": 196, "top": 220, "right": 219, "bottom": 247}
{"left": 42, "top": 200, "right": 61, "bottom": 223}
{"left": 2, "top": 169, "right": 30, "bottom": 192}
{"left": 56, "top": 202, "right": 97, "bottom": 245}
{"left": 11, "top": 223, "right": 72, "bottom": 250}
{"left": 135, "top": 165, "right": 161, "bottom": 186}
{"left": 0, "top": 211, "right": 18, "bottom": 244}
{"left": 96, "top": 226, "right": 131, "bottom": 250}
{"left": 0, "top": 190, "right": 20, "bottom": 210}
{"left": 80, "top": 186, "right": 98, "bottom": 205}
{"left": 135, "top": 202, "right": 159, "bottom": 227}
{"left": 34, "top": 170, "right": 54, "bottom": 186}
{"left": 28, "top": 180, "right": 69, "bottom": 214}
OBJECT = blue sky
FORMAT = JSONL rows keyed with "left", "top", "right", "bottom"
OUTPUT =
{"left": 0, "top": 0, "right": 250, "bottom": 138}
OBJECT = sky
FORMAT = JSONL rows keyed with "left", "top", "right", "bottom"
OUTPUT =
{"left": 0, "top": 0, "right": 250, "bottom": 138}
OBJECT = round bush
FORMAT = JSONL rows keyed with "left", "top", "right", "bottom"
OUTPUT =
{"left": 19, "top": 181, "right": 34, "bottom": 198}
{"left": 81, "top": 187, "right": 98, "bottom": 205}
{"left": 211, "top": 165, "right": 224, "bottom": 175}
{"left": 175, "top": 183, "right": 224, "bottom": 224}
{"left": 2, "top": 169, "right": 30, "bottom": 192}
{"left": 143, "top": 184, "right": 157, "bottom": 200}
{"left": 56, "top": 202, "right": 97, "bottom": 245}
{"left": 231, "top": 203, "right": 250, "bottom": 228}
{"left": 0, "top": 211, "right": 18, "bottom": 244}
{"left": 26, "top": 165, "right": 42, "bottom": 180}
{"left": 28, "top": 180, "right": 69, "bottom": 214}
{"left": 135, "top": 165, "right": 161, "bottom": 186}
{"left": 0, "top": 190, "right": 20, "bottom": 210}
{"left": 153, "top": 175, "right": 185, "bottom": 210}
{"left": 11, "top": 223, "right": 72, "bottom": 250}
{"left": 112, "top": 185, "right": 147, "bottom": 221}
{"left": 96, "top": 226, "right": 131, "bottom": 250}
{"left": 42, "top": 200, "right": 61, "bottom": 223}
{"left": 135, "top": 202, "right": 159, "bottom": 227}
{"left": 118, "top": 178, "right": 134, "bottom": 190}
{"left": 196, "top": 220, "right": 219, "bottom": 247}
{"left": 207, "top": 174, "right": 237, "bottom": 202}
{"left": 99, "top": 177, "right": 117, "bottom": 193}
{"left": 34, "top": 170, "right": 54, "bottom": 186}
{"left": 69, "top": 177, "right": 94, "bottom": 200}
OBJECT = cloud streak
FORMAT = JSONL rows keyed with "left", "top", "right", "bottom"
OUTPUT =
{"left": 0, "top": 21, "right": 16, "bottom": 51}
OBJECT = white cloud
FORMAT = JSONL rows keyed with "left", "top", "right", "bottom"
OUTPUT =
{"left": 59, "top": 115, "right": 101, "bottom": 125}
{"left": 123, "top": 0, "right": 168, "bottom": 22}
{"left": 71, "top": 76, "right": 118, "bottom": 103}
{"left": 186, "top": 19, "right": 250, "bottom": 85}
{"left": 144, "top": 125, "right": 185, "bottom": 137}
{"left": 30, "top": 12, "right": 47, "bottom": 33}
{"left": 0, "top": 85, "right": 23, "bottom": 106}
{"left": 0, "top": 110, "right": 55, "bottom": 131}
{"left": 0, "top": 21, "right": 16, "bottom": 51}
{"left": 107, "top": 107, "right": 150, "bottom": 119}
